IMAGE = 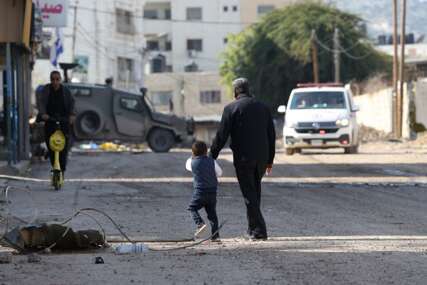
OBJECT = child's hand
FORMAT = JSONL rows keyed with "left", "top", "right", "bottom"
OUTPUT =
{"left": 266, "top": 164, "right": 273, "bottom": 175}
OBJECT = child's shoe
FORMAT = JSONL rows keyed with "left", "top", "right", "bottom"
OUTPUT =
{"left": 194, "top": 224, "right": 207, "bottom": 238}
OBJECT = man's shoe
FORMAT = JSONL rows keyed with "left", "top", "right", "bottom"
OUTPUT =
{"left": 252, "top": 235, "right": 268, "bottom": 241}
{"left": 211, "top": 234, "right": 220, "bottom": 242}
{"left": 243, "top": 233, "right": 267, "bottom": 241}
{"left": 194, "top": 224, "right": 207, "bottom": 238}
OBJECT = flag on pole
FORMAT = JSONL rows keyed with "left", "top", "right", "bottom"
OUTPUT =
{"left": 50, "top": 28, "right": 64, "bottom": 67}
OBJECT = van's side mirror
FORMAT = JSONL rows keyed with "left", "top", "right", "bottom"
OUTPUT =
{"left": 352, "top": 105, "right": 360, "bottom": 112}
{"left": 277, "top": 105, "right": 287, "bottom": 114}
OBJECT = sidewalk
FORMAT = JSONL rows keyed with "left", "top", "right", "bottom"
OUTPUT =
{"left": 0, "top": 160, "right": 31, "bottom": 176}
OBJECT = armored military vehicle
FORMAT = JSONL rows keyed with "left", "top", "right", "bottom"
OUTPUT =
{"left": 36, "top": 84, "right": 193, "bottom": 153}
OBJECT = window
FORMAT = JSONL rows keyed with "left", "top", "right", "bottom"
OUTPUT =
{"left": 117, "top": 57, "right": 135, "bottom": 82}
{"left": 257, "top": 5, "right": 275, "bottom": 16}
{"left": 151, "top": 55, "right": 166, "bottom": 73}
{"left": 200, "top": 90, "right": 221, "bottom": 104}
{"left": 120, "top": 97, "right": 141, "bottom": 111}
{"left": 185, "top": 62, "right": 199, "bottom": 72}
{"left": 187, "top": 39, "right": 203, "bottom": 52}
{"left": 165, "top": 41, "right": 172, "bottom": 51}
{"left": 69, "top": 88, "right": 91, "bottom": 97}
{"left": 233, "top": 5, "right": 238, "bottom": 12}
{"left": 151, "top": 91, "right": 173, "bottom": 106}
{"left": 223, "top": 38, "right": 228, "bottom": 44}
{"left": 290, "top": 92, "right": 347, "bottom": 110}
{"left": 147, "top": 40, "right": 159, "bottom": 51}
{"left": 186, "top": 7, "right": 202, "bottom": 21}
{"left": 223, "top": 6, "right": 228, "bottom": 12}
{"left": 143, "top": 9, "right": 158, "bottom": 19}
{"left": 165, "top": 9, "right": 171, "bottom": 19}
{"left": 116, "top": 8, "right": 135, "bottom": 34}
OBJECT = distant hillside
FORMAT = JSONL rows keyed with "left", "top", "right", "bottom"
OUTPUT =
{"left": 332, "top": 0, "right": 427, "bottom": 41}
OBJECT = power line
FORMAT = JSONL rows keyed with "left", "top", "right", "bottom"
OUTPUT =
{"left": 313, "top": 31, "right": 375, "bottom": 60}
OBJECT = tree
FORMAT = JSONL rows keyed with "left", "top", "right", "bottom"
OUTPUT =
{"left": 220, "top": 2, "right": 391, "bottom": 111}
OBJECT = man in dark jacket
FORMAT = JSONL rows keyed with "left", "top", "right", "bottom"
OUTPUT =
{"left": 37, "top": 71, "right": 75, "bottom": 174}
{"left": 210, "top": 78, "right": 275, "bottom": 240}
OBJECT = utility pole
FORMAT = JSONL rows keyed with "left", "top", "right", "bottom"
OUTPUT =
{"left": 397, "top": 0, "right": 407, "bottom": 138}
{"left": 311, "top": 30, "right": 319, "bottom": 83}
{"left": 392, "top": 0, "right": 398, "bottom": 136}
{"left": 333, "top": 28, "right": 341, "bottom": 83}
{"left": 95, "top": 0, "right": 100, "bottom": 83}
{"left": 72, "top": 0, "right": 78, "bottom": 62}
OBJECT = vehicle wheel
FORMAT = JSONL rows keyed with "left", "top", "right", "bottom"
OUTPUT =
{"left": 148, "top": 128, "right": 175, "bottom": 153}
{"left": 285, "top": 148, "right": 295, "bottom": 156}
{"left": 77, "top": 111, "right": 103, "bottom": 136}
{"left": 344, "top": 145, "right": 359, "bottom": 154}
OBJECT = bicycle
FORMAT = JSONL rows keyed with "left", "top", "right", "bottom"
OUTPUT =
{"left": 47, "top": 117, "right": 67, "bottom": 190}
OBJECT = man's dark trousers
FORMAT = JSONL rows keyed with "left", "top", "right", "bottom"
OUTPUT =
{"left": 234, "top": 160, "right": 267, "bottom": 238}
{"left": 188, "top": 193, "right": 219, "bottom": 238}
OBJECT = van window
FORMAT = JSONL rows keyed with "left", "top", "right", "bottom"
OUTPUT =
{"left": 290, "top": 91, "right": 346, "bottom": 110}
{"left": 69, "top": 88, "right": 91, "bottom": 97}
{"left": 120, "top": 97, "right": 142, "bottom": 112}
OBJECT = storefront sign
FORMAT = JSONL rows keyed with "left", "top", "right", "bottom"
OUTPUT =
{"left": 37, "top": 0, "right": 68, "bottom": 27}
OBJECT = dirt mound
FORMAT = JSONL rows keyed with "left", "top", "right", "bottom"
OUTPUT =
{"left": 413, "top": 132, "right": 427, "bottom": 145}
{"left": 359, "top": 125, "right": 394, "bottom": 143}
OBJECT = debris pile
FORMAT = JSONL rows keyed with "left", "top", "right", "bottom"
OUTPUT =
{"left": 358, "top": 125, "right": 394, "bottom": 143}
{"left": 2, "top": 224, "right": 105, "bottom": 252}
{"left": 73, "top": 142, "right": 145, "bottom": 153}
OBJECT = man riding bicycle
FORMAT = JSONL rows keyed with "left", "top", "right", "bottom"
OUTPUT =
{"left": 37, "top": 71, "right": 76, "bottom": 176}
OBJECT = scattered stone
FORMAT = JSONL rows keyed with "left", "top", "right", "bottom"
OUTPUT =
{"left": 0, "top": 252, "right": 12, "bottom": 264}
{"left": 27, "top": 253, "right": 41, "bottom": 263}
{"left": 94, "top": 256, "right": 104, "bottom": 264}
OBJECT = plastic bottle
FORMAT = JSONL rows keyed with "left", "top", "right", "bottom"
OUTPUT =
{"left": 114, "top": 243, "right": 149, "bottom": 254}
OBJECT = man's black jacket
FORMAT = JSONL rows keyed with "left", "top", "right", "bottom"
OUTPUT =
{"left": 37, "top": 84, "right": 76, "bottom": 120}
{"left": 210, "top": 94, "right": 275, "bottom": 165}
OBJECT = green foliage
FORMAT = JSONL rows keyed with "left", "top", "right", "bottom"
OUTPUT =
{"left": 220, "top": 2, "right": 391, "bottom": 111}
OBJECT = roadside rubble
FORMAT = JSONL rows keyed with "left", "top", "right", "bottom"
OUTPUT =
{"left": 358, "top": 125, "right": 395, "bottom": 142}
{"left": 2, "top": 223, "right": 106, "bottom": 253}
{"left": 73, "top": 141, "right": 146, "bottom": 153}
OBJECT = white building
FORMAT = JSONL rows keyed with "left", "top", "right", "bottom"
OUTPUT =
{"left": 33, "top": 0, "right": 144, "bottom": 92}
{"left": 142, "top": 0, "right": 295, "bottom": 74}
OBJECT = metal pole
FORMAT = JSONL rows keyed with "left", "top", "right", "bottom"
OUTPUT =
{"left": 397, "top": 0, "right": 407, "bottom": 138}
{"left": 333, "top": 28, "right": 341, "bottom": 83}
{"left": 5, "top": 44, "right": 13, "bottom": 165}
{"left": 392, "top": 0, "right": 399, "bottom": 136}
{"left": 311, "top": 30, "right": 319, "bottom": 83}
{"left": 72, "top": 1, "right": 78, "bottom": 62}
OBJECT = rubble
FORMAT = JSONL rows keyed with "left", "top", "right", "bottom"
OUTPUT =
{"left": 73, "top": 142, "right": 145, "bottom": 153}
{"left": 2, "top": 224, "right": 105, "bottom": 252}
{"left": 0, "top": 252, "right": 12, "bottom": 264}
{"left": 358, "top": 125, "right": 394, "bottom": 143}
{"left": 27, "top": 253, "right": 41, "bottom": 263}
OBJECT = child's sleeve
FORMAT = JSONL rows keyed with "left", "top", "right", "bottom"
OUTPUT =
{"left": 214, "top": 160, "right": 223, "bottom": 177}
{"left": 185, "top": 157, "right": 192, "bottom": 172}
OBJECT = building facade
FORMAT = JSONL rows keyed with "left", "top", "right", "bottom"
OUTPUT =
{"left": 142, "top": 0, "right": 295, "bottom": 74}
{"left": 33, "top": 0, "right": 144, "bottom": 92}
{"left": 0, "top": 0, "right": 35, "bottom": 164}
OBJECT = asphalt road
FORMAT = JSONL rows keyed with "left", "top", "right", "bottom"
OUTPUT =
{"left": 1, "top": 143, "right": 427, "bottom": 284}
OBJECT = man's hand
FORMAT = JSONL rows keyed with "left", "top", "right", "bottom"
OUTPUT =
{"left": 41, "top": 114, "right": 49, "bottom": 121}
{"left": 266, "top": 164, "right": 273, "bottom": 175}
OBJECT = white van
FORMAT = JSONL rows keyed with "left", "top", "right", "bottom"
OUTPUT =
{"left": 277, "top": 83, "right": 359, "bottom": 155}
